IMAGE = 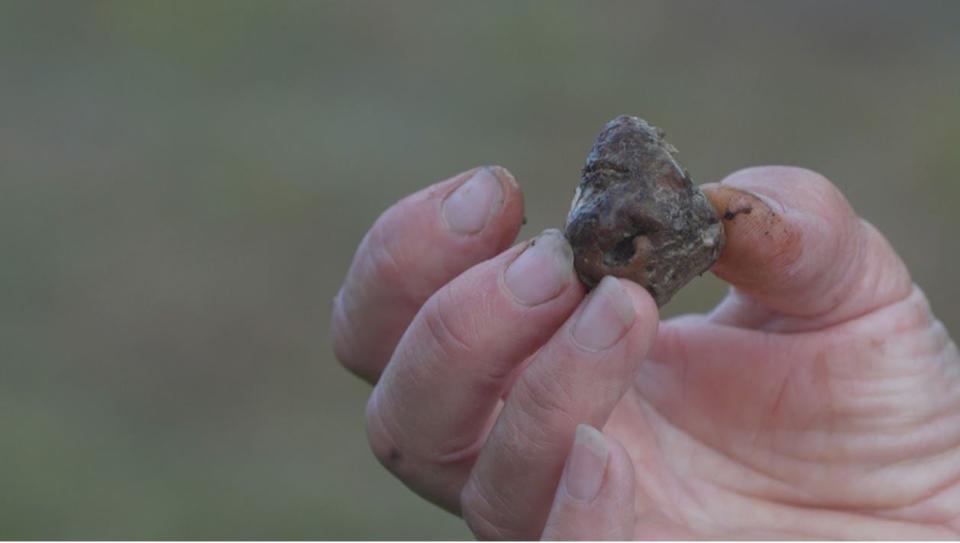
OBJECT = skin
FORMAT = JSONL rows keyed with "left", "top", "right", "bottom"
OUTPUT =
{"left": 331, "top": 165, "right": 960, "bottom": 539}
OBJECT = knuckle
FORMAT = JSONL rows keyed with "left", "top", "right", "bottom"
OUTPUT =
{"left": 362, "top": 205, "right": 444, "bottom": 306}
{"left": 420, "top": 287, "right": 476, "bottom": 359}
{"left": 363, "top": 217, "right": 413, "bottom": 292}
{"left": 331, "top": 294, "right": 363, "bottom": 371}
{"left": 499, "top": 373, "right": 576, "bottom": 460}
{"left": 460, "top": 479, "right": 525, "bottom": 540}
{"left": 330, "top": 291, "right": 380, "bottom": 382}
{"left": 517, "top": 369, "right": 575, "bottom": 431}
{"left": 364, "top": 391, "right": 406, "bottom": 472}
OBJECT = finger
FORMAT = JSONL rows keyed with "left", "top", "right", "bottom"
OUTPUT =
{"left": 701, "top": 166, "right": 913, "bottom": 331}
{"left": 332, "top": 166, "right": 524, "bottom": 382}
{"left": 541, "top": 425, "right": 636, "bottom": 541}
{"left": 365, "top": 230, "right": 586, "bottom": 511}
{"left": 460, "top": 277, "right": 658, "bottom": 540}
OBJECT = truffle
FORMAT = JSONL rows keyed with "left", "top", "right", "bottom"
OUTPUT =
{"left": 564, "top": 116, "right": 724, "bottom": 307}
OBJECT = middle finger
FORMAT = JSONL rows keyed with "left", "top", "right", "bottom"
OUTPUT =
{"left": 365, "top": 229, "right": 585, "bottom": 510}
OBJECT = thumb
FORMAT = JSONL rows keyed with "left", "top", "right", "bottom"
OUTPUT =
{"left": 541, "top": 425, "right": 635, "bottom": 541}
{"left": 701, "top": 166, "right": 913, "bottom": 331}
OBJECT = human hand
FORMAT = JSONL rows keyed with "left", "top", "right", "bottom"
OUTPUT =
{"left": 331, "top": 165, "right": 960, "bottom": 539}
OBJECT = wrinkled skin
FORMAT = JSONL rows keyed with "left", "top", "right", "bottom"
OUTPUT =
{"left": 332, "top": 164, "right": 960, "bottom": 539}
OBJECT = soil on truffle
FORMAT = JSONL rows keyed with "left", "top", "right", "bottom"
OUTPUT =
{"left": 564, "top": 115, "right": 724, "bottom": 307}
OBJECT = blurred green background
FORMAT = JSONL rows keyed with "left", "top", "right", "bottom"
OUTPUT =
{"left": 1, "top": 0, "right": 958, "bottom": 538}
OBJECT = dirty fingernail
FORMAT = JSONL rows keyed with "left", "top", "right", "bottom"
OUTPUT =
{"left": 564, "top": 424, "right": 609, "bottom": 502}
{"left": 572, "top": 276, "right": 635, "bottom": 351}
{"left": 504, "top": 229, "right": 574, "bottom": 306}
{"left": 701, "top": 184, "right": 777, "bottom": 221}
{"left": 442, "top": 167, "right": 504, "bottom": 234}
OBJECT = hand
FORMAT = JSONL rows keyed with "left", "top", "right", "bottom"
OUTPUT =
{"left": 331, "top": 165, "right": 960, "bottom": 539}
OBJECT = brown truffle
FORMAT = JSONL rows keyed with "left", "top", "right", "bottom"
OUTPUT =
{"left": 564, "top": 116, "right": 724, "bottom": 307}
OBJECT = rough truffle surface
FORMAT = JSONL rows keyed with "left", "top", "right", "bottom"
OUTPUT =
{"left": 565, "top": 116, "right": 724, "bottom": 307}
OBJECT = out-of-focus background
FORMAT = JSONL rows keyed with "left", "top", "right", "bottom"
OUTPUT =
{"left": 2, "top": 0, "right": 958, "bottom": 538}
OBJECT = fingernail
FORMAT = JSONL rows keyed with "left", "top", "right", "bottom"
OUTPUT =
{"left": 572, "top": 276, "right": 635, "bottom": 351}
{"left": 442, "top": 167, "right": 504, "bottom": 234}
{"left": 702, "top": 184, "right": 779, "bottom": 222}
{"left": 504, "top": 229, "right": 573, "bottom": 306}
{"left": 564, "top": 424, "right": 609, "bottom": 502}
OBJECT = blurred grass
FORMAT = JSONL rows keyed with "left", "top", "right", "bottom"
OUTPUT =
{"left": 0, "top": 0, "right": 958, "bottom": 538}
